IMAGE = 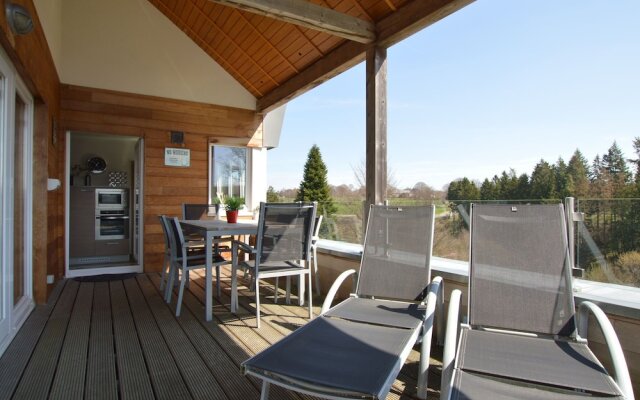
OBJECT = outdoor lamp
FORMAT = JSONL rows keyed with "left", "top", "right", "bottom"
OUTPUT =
{"left": 5, "top": 3, "right": 33, "bottom": 35}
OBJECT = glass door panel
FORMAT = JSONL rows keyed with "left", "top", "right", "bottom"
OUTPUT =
{"left": 12, "top": 94, "right": 25, "bottom": 306}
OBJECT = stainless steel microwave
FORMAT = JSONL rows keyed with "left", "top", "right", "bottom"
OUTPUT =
{"left": 96, "top": 188, "right": 128, "bottom": 210}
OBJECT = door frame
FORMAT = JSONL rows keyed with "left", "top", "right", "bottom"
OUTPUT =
{"left": 64, "top": 132, "right": 144, "bottom": 278}
{"left": 0, "top": 46, "right": 35, "bottom": 356}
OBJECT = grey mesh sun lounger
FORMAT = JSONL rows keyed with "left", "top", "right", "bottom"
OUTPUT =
{"left": 441, "top": 204, "right": 634, "bottom": 400}
{"left": 242, "top": 205, "right": 444, "bottom": 400}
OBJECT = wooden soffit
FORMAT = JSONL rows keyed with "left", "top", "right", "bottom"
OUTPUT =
{"left": 148, "top": 0, "right": 474, "bottom": 112}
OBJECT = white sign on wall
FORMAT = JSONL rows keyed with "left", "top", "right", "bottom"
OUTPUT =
{"left": 164, "top": 148, "right": 190, "bottom": 167}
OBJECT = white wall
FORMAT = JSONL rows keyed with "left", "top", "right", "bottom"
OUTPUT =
{"left": 70, "top": 133, "right": 137, "bottom": 188}
{"left": 33, "top": 0, "right": 256, "bottom": 110}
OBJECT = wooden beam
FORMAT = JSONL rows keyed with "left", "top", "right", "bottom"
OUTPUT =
{"left": 376, "top": 0, "right": 475, "bottom": 47}
{"left": 257, "top": 40, "right": 366, "bottom": 112}
{"left": 365, "top": 46, "right": 387, "bottom": 214}
{"left": 209, "top": 0, "right": 375, "bottom": 43}
{"left": 257, "top": 0, "right": 474, "bottom": 112}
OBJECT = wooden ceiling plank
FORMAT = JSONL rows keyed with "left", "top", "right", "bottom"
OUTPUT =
{"left": 232, "top": 9, "right": 300, "bottom": 74}
{"left": 152, "top": 0, "right": 263, "bottom": 97}
{"left": 189, "top": 1, "right": 281, "bottom": 87}
{"left": 382, "top": 0, "right": 397, "bottom": 11}
{"left": 347, "top": 0, "right": 374, "bottom": 21}
{"left": 208, "top": 0, "right": 375, "bottom": 43}
{"left": 257, "top": 0, "right": 474, "bottom": 112}
{"left": 257, "top": 39, "right": 365, "bottom": 112}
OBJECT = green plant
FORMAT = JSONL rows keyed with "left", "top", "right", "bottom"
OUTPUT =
{"left": 224, "top": 196, "right": 244, "bottom": 211}
{"left": 211, "top": 196, "right": 221, "bottom": 205}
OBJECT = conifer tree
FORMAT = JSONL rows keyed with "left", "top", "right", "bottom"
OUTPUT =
{"left": 567, "top": 149, "right": 591, "bottom": 197}
{"left": 295, "top": 145, "right": 337, "bottom": 216}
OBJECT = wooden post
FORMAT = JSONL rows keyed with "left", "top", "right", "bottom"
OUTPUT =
{"left": 365, "top": 46, "right": 387, "bottom": 225}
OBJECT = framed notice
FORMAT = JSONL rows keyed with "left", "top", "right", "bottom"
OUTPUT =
{"left": 164, "top": 147, "right": 190, "bottom": 167}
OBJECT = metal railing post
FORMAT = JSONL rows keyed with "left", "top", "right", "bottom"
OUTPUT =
{"left": 565, "top": 197, "right": 576, "bottom": 265}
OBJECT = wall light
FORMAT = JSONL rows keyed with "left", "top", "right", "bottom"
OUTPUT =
{"left": 5, "top": 3, "right": 33, "bottom": 35}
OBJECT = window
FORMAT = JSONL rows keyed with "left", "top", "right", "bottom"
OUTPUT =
{"left": 209, "top": 145, "right": 248, "bottom": 203}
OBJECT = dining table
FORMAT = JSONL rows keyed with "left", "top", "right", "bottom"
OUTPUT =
{"left": 180, "top": 219, "right": 258, "bottom": 321}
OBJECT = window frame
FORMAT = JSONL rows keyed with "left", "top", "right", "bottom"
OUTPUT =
{"left": 208, "top": 144, "right": 250, "bottom": 208}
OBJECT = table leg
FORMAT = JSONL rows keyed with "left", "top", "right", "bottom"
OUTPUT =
{"left": 206, "top": 231, "right": 213, "bottom": 322}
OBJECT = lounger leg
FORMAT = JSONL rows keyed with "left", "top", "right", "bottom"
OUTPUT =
{"left": 260, "top": 381, "right": 270, "bottom": 400}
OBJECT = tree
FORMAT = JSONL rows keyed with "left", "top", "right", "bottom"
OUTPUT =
{"left": 529, "top": 159, "right": 557, "bottom": 199}
{"left": 266, "top": 186, "right": 279, "bottom": 202}
{"left": 567, "top": 149, "right": 590, "bottom": 197}
{"left": 602, "top": 141, "right": 631, "bottom": 195}
{"left": 296, "top": 145, "right": 337, "bottom": 216}
{"left": 351, "top": 159, "right": 399, "bottom": 197}
{"left": 553, "top": 157, "right": 572, "bottom": 198}
{"left": 480, "top": 178, "right": 498, "bottom": 200}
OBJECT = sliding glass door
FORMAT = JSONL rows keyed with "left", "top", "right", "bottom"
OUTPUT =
{"left": 0, "top": 47, "right": 34, "bottom": 355}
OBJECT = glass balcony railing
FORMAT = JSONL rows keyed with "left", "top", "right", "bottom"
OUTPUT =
{"left": 311, "top": 197, "right": 640, "bottom": 289}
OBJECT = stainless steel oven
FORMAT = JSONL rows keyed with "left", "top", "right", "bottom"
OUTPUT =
{"left": 95, "top": 209, "right": 130, "bottom": 240}
{"left": 96, "top": 188, "right": 128, "bottom": 210}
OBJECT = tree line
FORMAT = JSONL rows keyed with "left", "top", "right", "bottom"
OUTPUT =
{"left": 447, "top": 139, "right": 640, "bottom": 202}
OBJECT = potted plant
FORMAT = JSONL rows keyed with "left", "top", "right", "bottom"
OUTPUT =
{"left": 224, "top": 196, "right": 244, "bottom": 223}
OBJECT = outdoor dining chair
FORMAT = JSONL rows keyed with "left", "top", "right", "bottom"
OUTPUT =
{"left": 182, "top": 203, "right": 232, "bottom": 255}
{"left": 440, "top": 203, "right": 634, "bottom": 400}
{"left": 241, "top": 205, "right": 444, "bottom": 399}
{"left": 230, "top": 202, "right": 316, "bottom": 328}
{"left": 164, "top": 216, "right": 230, "bottom": 316}
{"left": 158, "top": 214, "right": 207, "bottom": 295}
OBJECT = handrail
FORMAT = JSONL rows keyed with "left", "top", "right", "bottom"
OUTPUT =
{"left": 577, "top": 301, "right": 635, "bottom": 400}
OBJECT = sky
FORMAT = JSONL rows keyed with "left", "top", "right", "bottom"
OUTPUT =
{"left": 267, "top": 0, "right": 640, "bottom": 192}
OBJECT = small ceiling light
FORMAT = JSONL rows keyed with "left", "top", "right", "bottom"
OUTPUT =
{"left": 5, "top": 3, "right": 34, "bottom": 35}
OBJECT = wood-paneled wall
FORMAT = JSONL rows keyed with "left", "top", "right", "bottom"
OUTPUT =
{"left": 0, "top": 0, "right": 61, "bottom": 303}
{"left": 60, "top": 85, "right": 262, "bottom": 272}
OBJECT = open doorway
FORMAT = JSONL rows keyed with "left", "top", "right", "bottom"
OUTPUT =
{"left": 65, "top": 132, "right": 144, "bottom": 277}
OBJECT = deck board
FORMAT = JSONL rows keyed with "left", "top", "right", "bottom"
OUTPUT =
{"left": 49, "top": 282, "right": 94, "bottom": 399}
{"left": 0, "top": 279, "right": 65, "bottom": 400}
{"left": 84, "top": 281, "right": 118, "bottom": 400}
{"left": 110, "top": 279, "right": 156, "bottom": 400}
{"left": 12, "top": 280, "right": 79, "bottom": 399}
{"left": 0, "top": 272, "right": 442, "bottom": 400}
{"left": 122, "top": 278, "right": 193, "bottom": 399}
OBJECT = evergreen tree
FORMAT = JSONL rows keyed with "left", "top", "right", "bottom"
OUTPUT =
{"left": 515, "top": 173, "right": 530, "bottom": 199}
{"left": 567, "top": 149, "right": 591, "bottom": 197}
{"left": 529, "top": 159, "right": 557, "bottom": 199}
{"left": 631, "top": 137, "right": 640, "bottom": 185}
{"left": 480, "top": 178, "right": 498, "bottom": 200}
{"left": 295, "top": 145, "right": 337, "bottom": 216}
{"left": 553, "top": 157, "right": 572, "bottom": 198}
{"left": 498, "top": 169, "right": 520, "bottom": 199}
{"left": 602, "top": 141, "right": 631, "bottom": 195}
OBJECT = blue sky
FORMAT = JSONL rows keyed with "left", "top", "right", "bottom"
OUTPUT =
{"left": 267, "top": 0, "right": 640, "bottom": 191}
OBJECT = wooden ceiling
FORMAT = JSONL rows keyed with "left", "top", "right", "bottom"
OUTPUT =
{"left": 148, "top": 0, "right": 473, "bottom": 112}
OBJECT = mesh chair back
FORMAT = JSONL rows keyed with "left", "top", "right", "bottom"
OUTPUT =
{"left": 255, "top": 202, "right": 316, "bottom": 265}
{"left": 182, "top": 204, "right": 214, "bottom": 220}
{"left": 469, "top": 204, "right": 576, "bottom": 337}
{"left": 158, "top": 215, "right": 171, "bottom": 251}
{"left": 356, "top": 205, "right": 435, "bottom": 301}
{"left": 163, "top": 216, "right": 187, "bottom": 260}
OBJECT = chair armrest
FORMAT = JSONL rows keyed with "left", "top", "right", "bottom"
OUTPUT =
{"left": 320, "top": 269, "right": 357, "bottom": 314}
{"left": 232, "top": 240, "right": 257, "bottom": 254}
{"left": 440, "top": 289, "right": 462, "bottom": 400}
{"left": 417, "top": 276, "right": 444, "bottom": 399}
{"left": 577, "top": 301, "right": 634, "bottom": 400}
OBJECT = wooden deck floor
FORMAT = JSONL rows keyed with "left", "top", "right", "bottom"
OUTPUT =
{"left": 0, "top": 267, "right": 443, "bottom": 400}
